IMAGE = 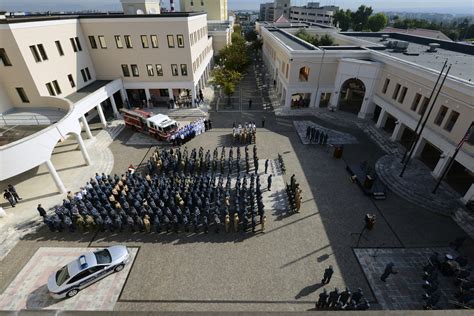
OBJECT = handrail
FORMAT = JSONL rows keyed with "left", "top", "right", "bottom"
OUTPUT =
{"left": 0, "top": 113, "right": 65, "bottom": 126}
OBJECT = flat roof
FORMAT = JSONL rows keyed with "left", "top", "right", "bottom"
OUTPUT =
{"left": 0, "top": 12, "right": 206, "bottom": 24}
{"left": 269, "top": 28, "right": 317, "bottom": 51}
{"left": 352, "top": 36, "right": 474, "bottom": 82}
{"left": 65, "top": 80, "right": 112, "bottom": 103}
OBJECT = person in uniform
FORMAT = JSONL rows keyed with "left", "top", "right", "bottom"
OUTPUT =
{"left": 261, "top": 215, "right": 266, "bottom": 232}
{"left": 225, "top": 214, "right": 230, "bottom": 232}
{"left": 233, "top": 213, "right": 239, "bottom": 232}
{"left": 380, "top": 262, "right": 398, "bottom": 282}
{"left": 316, "top": 289, "right": 328, "bottom": 308}
{"left": 327, "top": 288, "right": 339, "bottom": 308}
{"left": 267, "top": 174, "right": 273, "bottom": 191}
{"left": 322, "top": 265, "right": 334, "bottom": 284}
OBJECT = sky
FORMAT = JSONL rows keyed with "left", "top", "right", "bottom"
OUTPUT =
{"left": 0, "top": 0, "right": 473, "bottom": 14}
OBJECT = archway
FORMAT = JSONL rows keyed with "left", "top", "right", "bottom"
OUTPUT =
{"left": 338, "top": 78, "right": 365, "bottom": 114}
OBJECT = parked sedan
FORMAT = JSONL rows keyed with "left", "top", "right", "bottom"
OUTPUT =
{"left": 47, "top": 245, "right": 130, "bottom": 299}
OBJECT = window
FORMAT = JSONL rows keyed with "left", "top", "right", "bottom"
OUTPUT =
{"left": 98, "top": 36, "right": 107, "bottom": 49}
{"left": 121, "top": 64, "right": 130, "bottom": 77}
{"left": 75, "top": 37, "right": 82, "bottom": 51}
{"left": 37, "top": 44, "right": 48, "bottom": 61}
{"left": 70, "top": 38, "right": 78, "bottom": 52}
{"left": 285, "top": 63, "right": 289, "bottom": 79}
{"left": 115, "top": 35, "right": 123, "bottom": 48}
{"left": 177, "top": 34, "right": 184, "bottom": 48}
{"left": 180, "top": 64, "right": 188, "bottom": 76}
{"left": 191, "top": 1, "right": 194, "bottom": 5}
{"left": 411, "top": 93, "right": 422, "bottom": 111}
{"left": 0, "top": 48, "right": 12, "bottom": 66}
{"left": 55, "top": 265, "right": 70, "bottom": 286}
{"left": 434, "top": 105, "right": 448, "bottom": 126}
{"left": 141, "top": 35, "right": 149, "bottom": 48}
{"left": 419, "top": 97, "right": 430, "bottom": 116}
{"left": 16, "top": 87, "right": 29, "bottom": 103}
{"left": 167, "top": 35, "right": 175, "bottom": 48}
{"left": 299, "top": 66, "right": 310, "bottom": 81}
{"left": 124, "top": 35, "right": 133, "bottom": 48}
{"left": 151, "top": 35, "right": 159, "bottom": 48}
{"left": 68, "top": 74, "right": 75, "bottom": 88}
{"left": 398, "top": 87, "right": 408, "bottom": 103}
{"left": 89, "top": 36, "right": 98, "bottom": 49}
{"left": 68, "top": 270, "right": 92, "bottom": 284}
{"left": 46, "top": 82, "right": 56, "bottom": 96}
{"left": 55, "top": 41, "right": 64, "bottom": 56}
{"left": 156, "top": 64, "right": 163, "bottom": 76}
{"left": 94, "top": 249, "right": 112, "bottom": 264}
{"left": 159, "top": 89, "right": 169, "bottom": 97}
{"left": 444, "top": 111, "right": 459, "bottom": 132}
{"left": 131, "top": 64, "right": 139, "bottom": 77}
{"left": 382, "top": 78, "right": 390, "bottom": 94}
{"left": 80, "top": 69, "right": 87, "bottom": 82}
{"left": 146, "top": 64, "right": 154, "bottom": 76}
{"left": 52, "top": 80, "right": 61, "bottom": 95}
{"left": 171, "top": 64, "right": 178, "bottom": 76}
{"left": 30, "top": 45, "right": 41, "bottom": 62}
{"left": 85, "top": 67, "right": 91, "bottom": 81}
{"left": 392, "top": 83, "right": 401, "bottom": 100}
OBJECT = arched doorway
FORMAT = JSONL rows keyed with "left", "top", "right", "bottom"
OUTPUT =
{"left": 338, "top": 78, "right": 365, "bottom": 114}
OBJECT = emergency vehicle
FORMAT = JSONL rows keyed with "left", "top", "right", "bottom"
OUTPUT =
{"left": 121, "top": 108, "right": 178, "bottom": 141}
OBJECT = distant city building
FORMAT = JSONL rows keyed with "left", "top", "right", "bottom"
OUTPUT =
{"left": 259, "top": 0, "right": 290, "bottom": 22}
{"left": 120, "top": 0, "right": 161, "bottom": 14}
{"left": 289, "top": 2, "right": 338, "bottom": 26}
{"left": 381, "top": 27, "right": 453, "bottom": 42}
{"left": 179, "top": 0, "right": 228, "bottom": 21}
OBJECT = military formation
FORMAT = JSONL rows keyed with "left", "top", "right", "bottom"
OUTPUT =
{"left": 232, "top": 122, "right": 257, "bottom": 145}
{"left": 306, "top": 126, "right": 329, "bottom": 145}
{"left": 43, "top": 145, "right": 267, "bottom": 235}
{"left": 170, "top": 118, "right": 212, "bottom": 146}
{"left": 316, "top": 287, "right": 370, "bottom": 310}
{"left": 286, "top": 174, "right": 302, "bottom": 214}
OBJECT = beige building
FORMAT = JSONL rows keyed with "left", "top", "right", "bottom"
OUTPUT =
{"left": 179, "top": 0, "right": 228, "bottom": 21}
{"left": 120, "top": 0, "right": 161, "bottom": 14}
{"left": 257, "top": 23, "right": 474, "bottom": 202}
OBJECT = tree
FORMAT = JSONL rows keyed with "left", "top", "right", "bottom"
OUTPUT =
{"left": 351, "top": 5, "right": 373, "bottom": 31}
{"left": 209, "top": 66, "right": 243, "bottom": 106}
{"left": 319, "top": 34, "right": 336, "bottom": 46}
{"left": 368, "top": 13, "right": 388, "bottom": 32}
{"left": 245, "top": 29, "right": 258, "bottom": 42}
{"left": 334, "top": 9, "right": 352, "bottom": 31}
{"left": 294, "top": 29, "right": 336, "bottom": 46}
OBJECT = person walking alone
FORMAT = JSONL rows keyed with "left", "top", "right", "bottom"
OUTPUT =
{"left": 380, "top": 262, "right": 398, "bottom": 282}
{"left": 267, "top": 174, "right": 272, "bottom": 191}
{"left": 321, "top": 265, "right": 334, "bottom": 284}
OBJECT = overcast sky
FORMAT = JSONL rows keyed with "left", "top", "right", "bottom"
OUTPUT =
{"left": 0, "top": 0, "right": 472, "bottom": 14}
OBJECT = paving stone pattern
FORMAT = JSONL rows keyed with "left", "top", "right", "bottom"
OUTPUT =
{"left": 354, "top": 247, "right": 463, "bottom": 310}
{"left": 293, "top": 120, "right": 359, "bottom": 145}
{"left": 0, "top": 247, "right": 137, "bottom": 311}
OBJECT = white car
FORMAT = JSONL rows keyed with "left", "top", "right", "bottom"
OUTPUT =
{"left": 47, "top": 245, "right": 130, "bottom": 299}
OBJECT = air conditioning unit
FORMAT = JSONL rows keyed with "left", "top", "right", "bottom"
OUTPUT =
{"left": 380, "top": 34, "right": 389, "bottom": 42}
{"left": 427, "top": 43, "right": 440, "bottom": 52}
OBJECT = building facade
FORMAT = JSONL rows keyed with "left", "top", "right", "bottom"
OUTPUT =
{"left": 258, "top": 24, "right": 474, "bottom": 202}
{"left": 179, "top": 0, "right": 228, "bottom": 21}
{"left": 289, "top": 2, "right": 338, "bottom": 26}
{"left": 259, "top": 0, "right": 290, "bottom": 22}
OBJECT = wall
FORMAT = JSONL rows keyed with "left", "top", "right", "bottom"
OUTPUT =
{"left": 180, "top": 0, "right": 227, "bottom": 21}
{"left": 0, "top": 84, "right": 12, "bottom": 113}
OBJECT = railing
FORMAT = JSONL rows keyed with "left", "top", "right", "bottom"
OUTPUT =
{"left": 0, "top": 114, "right": 62, "bottom": 126}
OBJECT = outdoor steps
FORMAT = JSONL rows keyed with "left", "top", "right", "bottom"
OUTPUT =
{"left": 375, "top": 154, "right": 461, "bottom": 217}
{"left": 452, "top": 208, "right": 474, "bottom": 239}
{"left": 362, "top": 123, "right": 402, "bottom": 155}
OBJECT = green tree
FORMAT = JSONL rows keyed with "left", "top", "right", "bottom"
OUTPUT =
{"left": 334, "top": 9, "right": 352, "bottom": 31}
{"left": 319, "top": 34, "right": 336, "bottom": 46}
{"left": 368, "top": 13, "right": 388, "bottom": 32}
{"left": 294, "top": 29, "right": 336, "bottom": 46}
{"left": 245, "top": 29, "right": 258, "bottom": 42}
{"left": 209, "top": 66, "right": 243, "bottom": 106}
{"left": 351, "top": 5, "right": 373, "bottom": 31}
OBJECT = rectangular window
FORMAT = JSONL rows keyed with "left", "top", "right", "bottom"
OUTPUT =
{"left": 146, "top": 64, "right": 154, "bottom": 76}
{"left": 156, "top": 64, "right": 163, "bottom": 76}
{"left": 46, "top": 82, "right": 56, "bottom": 96}
{"left": 411, "top": 93, "right": 422, "bottom": 111}
{"left": 15, "top": 87, "right": 29, "bottom": 103}
{"left": 55, "top": 40, "right": 64, "bottom": 56}
{"left": 114, "top": 35, "right": 123, "bottom": 48}
{"left": 98, "top": 36, "right": 107, "bottom": 49}
{"left": 444, "top": 111, "right": 459, "bottom": 132}
{"left": 150, "top": 35, "right": 159, "bottom": 48}
{"left": 75, "top": 37, "right": 82, "bottom": 51}
{"left": 70, "top": 38, "right": 78, "bottom": 52}
{"left": 89, "top": 36, "right": 98, "bottom": 49}
{"left": 37, "top": 44, "right": 48, "bottom": 61}
{"left": 121, "top": 64, "right": 130, "bottom": 77}
{"left": 84, "top": 67, "right": 91, "bottom": 80}
{"left": 68, "top": 74, "right": 75, "bottom": 88}
{"left": 180, "top": 64, "right": 188, "bottom": 76}
{"left": 80, "top": 69, "right": 87, "bottom": 82}
{"left": 131, "top": 64, "right": 139, "bottom": 77}
{"left": 419, "top": 97, "right": 430, "bottom": 116}
{"left": 434, "top": 105, "right": 448, "bottom": 126}
{"left": 167, "top": 35, "right": 175, "bottom": 48}
{"left": 392, "top": 83, "right": 401, "bottom": 100}
{"left": 171, "top": 64, "right": 178, "bottom": 76}
{"left": 124, "top": 35, "right": 133, "bottom": 48}
{"left": 141, "top": 35, "right": 149, "bottom": 48}
{"left": 0, "top": 48, "right": 12, "bottom": 66}
{"left": 398, "top": 87, "right": 408, "bottom": 103}
{"left": 52, "top": 80, "right": 61, "bottom": 95}
{"left": 177, "top": 34, "right": 184, "bottom": 48}
{"left": 30, "top": 45, "right": 41, "bottom": 62}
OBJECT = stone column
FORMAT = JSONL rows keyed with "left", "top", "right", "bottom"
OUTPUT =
{"left": 390, "top": 122, "right": 405, "bottom": 142}
{"left": 80, "top": 115, "right": 93, "bottom": 139}
{"left": 96, "top": 104, "right": 107, "bottom": 128}
{"left": 109, "top": 95, "right": 120, "bottom": 118}
{"left": 144, "top": 89, "right": 151, "bottom": 108}
{"left": 192, "top": 86, "right": 197, "bottom": 107}
{"left": 75, "top": 133, "right": 91, "bottom": 166}
{"left": 284, "top": 90, "right": 292, "bottom": 108}
{"left": 376, "top": 109, "right": 388, "bottom": 129}
{"left": 411, "top": 138, "right": 426, "bottom": 159}
{"left": 45, "top": 159, "right": 66, "bottom": 194}
{"left": 432, "top": 153, "right": 451, "bottom": 179}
